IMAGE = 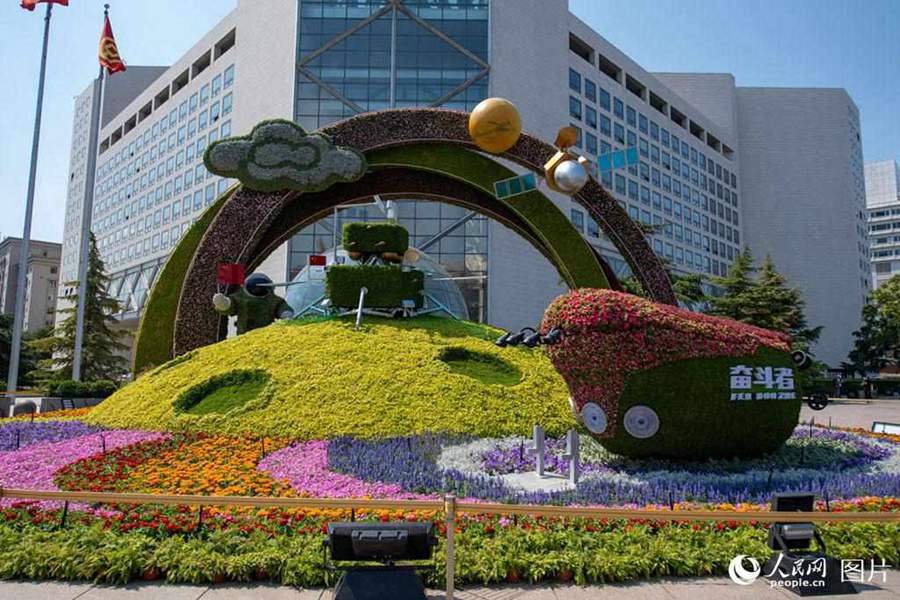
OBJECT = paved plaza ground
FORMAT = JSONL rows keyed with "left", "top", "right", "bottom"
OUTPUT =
{"left": 800, "top": 398, "right": 900, "bottom": 430}
{"left": 4, "top": 572, "right": 899, "bottom": 599}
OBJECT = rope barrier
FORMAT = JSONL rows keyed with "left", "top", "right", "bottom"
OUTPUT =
{"left": 1, "top": 488, "right": 897, "bottom": 523}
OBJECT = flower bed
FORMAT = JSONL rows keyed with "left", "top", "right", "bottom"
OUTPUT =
{"left": 0, "top": 418, "right": 896, "bottom": 587}
{"left": 0, "top": 429, "right": 166, "bottom": 511}
{"left": 258, "top": 441, "right": 433, "bottom": 499}
{"left": 329, "top": 427, "right": 900, "bottom": 506}
{"left": 0, "top": 420, "right": 99, "bottom": 452}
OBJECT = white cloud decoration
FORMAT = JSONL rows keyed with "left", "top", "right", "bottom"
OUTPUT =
{"left": 204, "top": 119, "right": 367, "bottom": 193}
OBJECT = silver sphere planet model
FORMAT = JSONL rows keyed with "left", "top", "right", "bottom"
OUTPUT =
{"left": 553, "top": 159, "right": 588, "bottom": 194}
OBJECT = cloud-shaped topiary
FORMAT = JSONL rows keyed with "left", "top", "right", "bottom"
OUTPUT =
{"left": 204, "top": 119, "right": 367, "bottom": 192}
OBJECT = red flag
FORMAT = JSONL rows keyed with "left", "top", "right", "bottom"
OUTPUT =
{"left": 20, "top": 0, "right": 68, "bottom": 11}
{"left": 98, "top": 15, "right": 126, "bottom": 75}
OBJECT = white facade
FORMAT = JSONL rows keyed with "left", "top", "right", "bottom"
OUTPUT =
{"left": 866, "top": 160, "right": 900, "bottom": 290}
{"left": 642, "top": 77, "right": 869, "bottom": 366}
{"left": 735, "top": 88, "right": 868, "bottom": 367}
{"left": 60, "top": 0, "right": 866, "bottom": 366}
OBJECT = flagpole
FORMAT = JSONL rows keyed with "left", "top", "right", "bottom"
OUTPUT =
{"left": 72, "top": 4, "right": 110, "bottom": 382}
{"left": 6, "top": 1, "right": 54, "bottom": 405}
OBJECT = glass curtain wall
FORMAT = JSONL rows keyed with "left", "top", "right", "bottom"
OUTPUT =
{"left": 291, "top": 0, "right": 490, "bottom": 321}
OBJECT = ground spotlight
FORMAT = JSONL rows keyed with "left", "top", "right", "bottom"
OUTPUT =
{"left": 324, "top": 522, "right": 437, "bottom": 600}
{"left": 523, "top": 331, "right": 543, "bottom": 347}
{"left": 541, "top": 327, "right": 564, "bottom": 346}
{"left": 506, "top": 327, "right": 535, "bottom": 347}
{"left": 764, "top": 493, "right": 855, "bottom": 595}
{"left": 494, "top": 332, "right": 512, "bottom": 347}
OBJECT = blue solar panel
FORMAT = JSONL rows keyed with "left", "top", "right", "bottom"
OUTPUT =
{"left": 494, "top": 172, "right": 537, "bottom": 199}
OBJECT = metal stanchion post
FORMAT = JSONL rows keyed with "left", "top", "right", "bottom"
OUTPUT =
{"left": 444, "top": 494, "right": 456, "bottom": 600}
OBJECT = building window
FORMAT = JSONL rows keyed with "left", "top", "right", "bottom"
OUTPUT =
{"left": 584, "top": 79, "right": 596, "bottom": 103}
{"left": 570, "top": 208, "right": 584, "bottom": 232}
{"left": 585, "top": 106, "right": 597, "bottom": 129}
{"left": 568, "top": 68, "right": 581, "bottom": 93}
{"left": 569, "top": 96, "right": 582, "bottom": 120}
{"left": 222, "top": 92, "right": 233, "bottom": 115}
{"left": 598, "top": 87, "right": 611, "bottom": 111}
{"left": 586, "top": 132, "right": 597, "bottom": 155}
{"left": 212, "top": 74, "right": 222, "bottom": 97}
{"left": 223, "top": 64, "right": 234, "bottom": 88}
{"left": 599, "top": 114, "right": 611, "bottom": 137}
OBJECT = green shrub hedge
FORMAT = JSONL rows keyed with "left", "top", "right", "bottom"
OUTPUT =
{"left": 43, "top": 380, "right": 117, "bottom": 399}
{"left": 343, "top": 222, "right": 408, "bottom": 255}
{"left": 326, "top": 265, "right": 424, "bottom": 308}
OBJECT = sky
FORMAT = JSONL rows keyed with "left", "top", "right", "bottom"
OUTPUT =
{"left": 1, "top": 0, "right": 897, "bottom": 244}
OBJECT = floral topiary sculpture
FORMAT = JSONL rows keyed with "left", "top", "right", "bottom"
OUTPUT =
{"left": 541, "top": 289, "right": 801, "bottom": 458}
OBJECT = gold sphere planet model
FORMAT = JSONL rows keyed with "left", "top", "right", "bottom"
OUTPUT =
{"left": 467, "top": 97, "right": 522, "bottom": 154}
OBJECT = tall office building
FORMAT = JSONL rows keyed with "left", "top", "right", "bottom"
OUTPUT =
{"left": 59, "top": 66, "right": 167, "bottom": 315}
{"left": 866, "top": 160, "right": 900, "bottom": 290}
{"left": 60, "top": 0, "right": 866, "bottom": 366}
{"left": 0, "top": 237, "right": 61, "bottom": 332}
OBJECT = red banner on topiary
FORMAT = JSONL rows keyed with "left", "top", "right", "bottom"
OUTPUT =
{"left": 217, "top": 263, "right": 246, "bottom": 286}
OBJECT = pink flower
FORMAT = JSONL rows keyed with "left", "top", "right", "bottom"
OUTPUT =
{"left": 0, "top": 430, "right": 167, "bottom": 511}
{"left": 258, "top": 441, "right": 436, "bottom": 500}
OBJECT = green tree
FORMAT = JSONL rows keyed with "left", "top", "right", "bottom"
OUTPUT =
{"left": 619, "top": 270, "right": 709, "bottom": 308}
{"left": 847, "top": 275, "right": 900, "bottom": 374}
{"left": 706, "top": 246, "right": 757, "bottom": 321}
{"left": 708, "top": 248, "right": 821, "bottom": 354}
{"left": 872, "top": 275, "right": 900, "bottom": 324}
{"left": 1, "top": 314, "right": 51, "bottom": 388}
{"left": 753, "top": 254, "right": 822, "bottom": 352}
{"left": 28, "top": 234, "right": 129, "bottom": 382}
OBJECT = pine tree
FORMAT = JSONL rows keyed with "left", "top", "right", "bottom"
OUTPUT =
{"left": 28, "top": 234, "right": 129, "bottom": 382}
{"left": 619, "top": 270, "right": 709, "bottom": 308}
{"left": 708, "top": 248, "right": 821, "bottom": 355}
{"left": 753, "top": 254, "right": 822, "bottom": 351}
{"left": 707, "top": 246, "right": 757, "bottom": 321}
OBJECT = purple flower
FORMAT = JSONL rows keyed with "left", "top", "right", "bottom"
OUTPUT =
{"left": 0, "top": 420, "right": 100, "bottom": 452}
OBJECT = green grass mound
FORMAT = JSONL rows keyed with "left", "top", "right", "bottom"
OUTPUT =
{"left": 88, "top": 317, "right": 575, "bottom": 439}
{"left": 438, "top": 347, "right": 522, "bottom": 386}
{"left": 175, "top": 370, "right": 270, "bottom": 416}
